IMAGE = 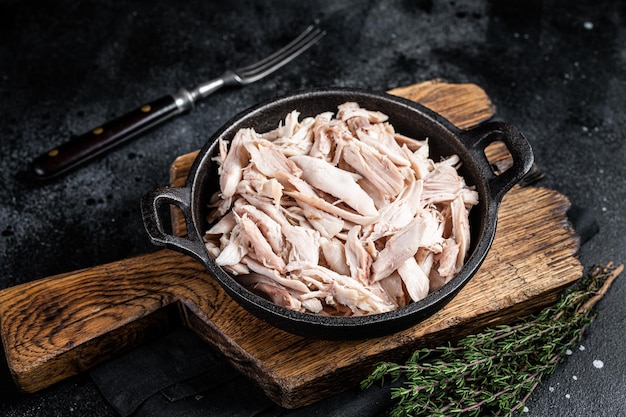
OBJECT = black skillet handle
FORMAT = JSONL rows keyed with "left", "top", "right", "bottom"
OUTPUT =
{"left": 141, "top": 185, "right": 211, "bottom": 265}
{"left": 460, "top": 121, "right": 534, "bottom": 202}
{"left": 29, "top": 94, "right": 189, "bottom": 180}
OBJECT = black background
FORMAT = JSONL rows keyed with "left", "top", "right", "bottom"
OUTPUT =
{"left": 1, "top": 1, "right": 625, "bottom": 416}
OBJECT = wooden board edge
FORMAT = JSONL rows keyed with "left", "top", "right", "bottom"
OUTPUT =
{"left": 7, "top": 306, "right": 180, "bottom": 393}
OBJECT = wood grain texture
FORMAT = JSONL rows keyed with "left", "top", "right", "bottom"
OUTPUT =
{"left": 0, "top": 81, "right": 583, "bottom": 408}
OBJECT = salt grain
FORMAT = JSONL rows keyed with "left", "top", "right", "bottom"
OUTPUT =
{"left": 549, "top": 386, "right": 555, "bottom": 392}
{"left": 579, "top": 345, "right": 586, "bottom": 351}
{"left": 583, "top": 21, "right": 594, "bottom": 30}
{"left": 523, "top": 406, "right": 529, "bottom": 413}
{"left": 593, "top": 359, "right": 604, "bottom": 369}
{"left": 566, "top": 349, "right": 573, "bottom": 355}
{"left": 573, "top": 375, "right": 578, "bottom": 380}
{"left": 565, "top": 394, "right": 571, "bottom": 399}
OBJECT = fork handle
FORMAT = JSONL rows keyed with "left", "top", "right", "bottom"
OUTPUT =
{"left": 29, "top": 92, "right": 193, "bottom": 180}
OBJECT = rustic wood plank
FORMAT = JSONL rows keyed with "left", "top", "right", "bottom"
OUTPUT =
{"left": 387, "top": 79, "right": 496, "bottom": 129}
{"left": 0, "top": 81, "right": 583, "bottom": 409}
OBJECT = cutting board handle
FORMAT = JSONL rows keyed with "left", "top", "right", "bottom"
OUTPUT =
{"left": 141, "top": 185, "right": 210, "bottom": 265}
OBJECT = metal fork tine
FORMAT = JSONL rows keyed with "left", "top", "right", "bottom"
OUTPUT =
{"left": 235, "top": 25, "right": 325, "bottom": 82}
{"left": 192, "top": 23, "right": 325, "bottom": 99}
{"left": 237, "top": 25, "right": 321, "bottom": 74}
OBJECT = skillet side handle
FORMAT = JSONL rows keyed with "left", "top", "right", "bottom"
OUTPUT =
{"left": 141, "top": 186, "right": 210, "bottom": 264}
{"left": 460, "top": 121, "right": 534, "bottom": 202}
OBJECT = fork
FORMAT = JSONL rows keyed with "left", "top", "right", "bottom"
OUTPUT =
{"left": 29, "top": 24, "right": 326, "bottom": 180}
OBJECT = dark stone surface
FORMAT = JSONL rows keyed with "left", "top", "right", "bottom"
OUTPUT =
{"left": 1, "top": 0, "right": 624, "bottom": 416}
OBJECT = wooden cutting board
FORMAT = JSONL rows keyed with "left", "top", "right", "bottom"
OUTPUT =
{"left": 0, "top": 80, "right": 583, "bottom": 409}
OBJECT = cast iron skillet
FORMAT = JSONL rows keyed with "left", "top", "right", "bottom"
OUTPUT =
{"left": 141, "top": 88, "right": 534, "bottom": 339}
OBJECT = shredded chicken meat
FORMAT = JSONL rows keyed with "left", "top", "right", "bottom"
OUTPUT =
{"left": 204, "top": 102, "right": 479, "bottom": 316}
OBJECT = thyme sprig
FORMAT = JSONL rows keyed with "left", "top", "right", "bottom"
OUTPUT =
{"left": 361, "top": 263, "right": 623, "bottom": 417}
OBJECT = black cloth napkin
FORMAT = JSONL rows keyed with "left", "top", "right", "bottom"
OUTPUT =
{"left": 90, "top": 327, "right": 397, "bottom": 417}
{"left": 91, "top": 205, "right": 598, "bottom": 417}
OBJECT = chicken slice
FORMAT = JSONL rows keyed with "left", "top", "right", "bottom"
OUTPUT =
{"left": 245, "top": 137, "right": 302, "bottom": 178}
{"left": 219, "top": 129, "right": 252, "bottom": 198}
{"left": 203, "top": 239, "right": 221, "bottom": 259}
{"left": 238, "top": 273, "right": 303, "bottom": 311}
{"left": 437, "top": 154, "right": 461, "bottom": 168}
{"left": 240, "top": 192, "right": 285, "bottom": 224}
{"left": 368, "top": 178, "right": 423, "bottom": 241}
{"left": 300, "top": 298, "right": 324, "bottom": 314}
{"left": 344, "top": 226, "right": 372, "bottom": 285}
{"left": 298, "top": 265, "right": 396, "bottom": 314}
{"left": 451, "top": 195, "right": 471, "bottom": 272}
{"left": 280, "top": 173, "right": 376, "bottom": 225}
{"left": 205, "top": 210, "right": 236, "bottom": 236}
{"left": 422, "top": 164, "right": 464, "bottom": 205}
{"left": 416, "top": 248, "right": 435, "bottom": 278}
{"left": 285, "top": 190, "right": 375, "bottom": 226}
{"left": 309, "top": 117, "right": 349, "bottom": 162}
{"left": 270, "top": 111, "right": 317, "bottom": 157}
{"left": 242, "top": 256, "right": 310, "bottom": 294}
{"left": 284, "top": 224, "right": 321, "bottom": 266}
{"left": 238, "top": 192, "right": 321, "bottom": 266}
{"left": 337, "top": 102, "right": 389, "bottom": 124}
{"left": 223, "top": 262, "right": 250, "bottom": 276}
{"left": 393, "top": 133, "right": 428, "bottom": 152}
{"left": 341, "top": 140, "right": 406, "bottom": 197}
{"left": 290, "top": 154, "right": 377, "bottom": 216}
{"left": 355, "top": 122, "right": 410, "bottom": 167}
{"left": 402, "top": 143, "right": 434, "bottom": 179}
{"left": 378, "top": 272, "right": 408, "bottom": 308}
{"left": 419, "top": 209, "right": 445, "bottom": 254}
{"left": 238, "top": 214, "right": 285, "bottom": 272}
{"left": 215, "top": 223, "right": 248, "bottom": 267}
{"left": 462, "top": 187, "right": 480, "bottom": 207}
{"left": 234, "top": 203, "right": 284, "bottom": 256}
{"left": 299, "top": 201, "right": 345, "bottom": 238}
{"left": 397, "top": 256, "right": 430, "bottom": 302}
{"left": 437, "top": 238, "right": 461, "bottom": 281}
{"left": 371, "top": 215, "right": 428, "bottom": 282}
{"left": 356, "top": 177, "right": 389, "bottom": 211}
{"left": 235, "top": 165, "right": 284, "bottom": 207}
{"left": 320, "top": 237, "right": 350, "bottom": 276}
